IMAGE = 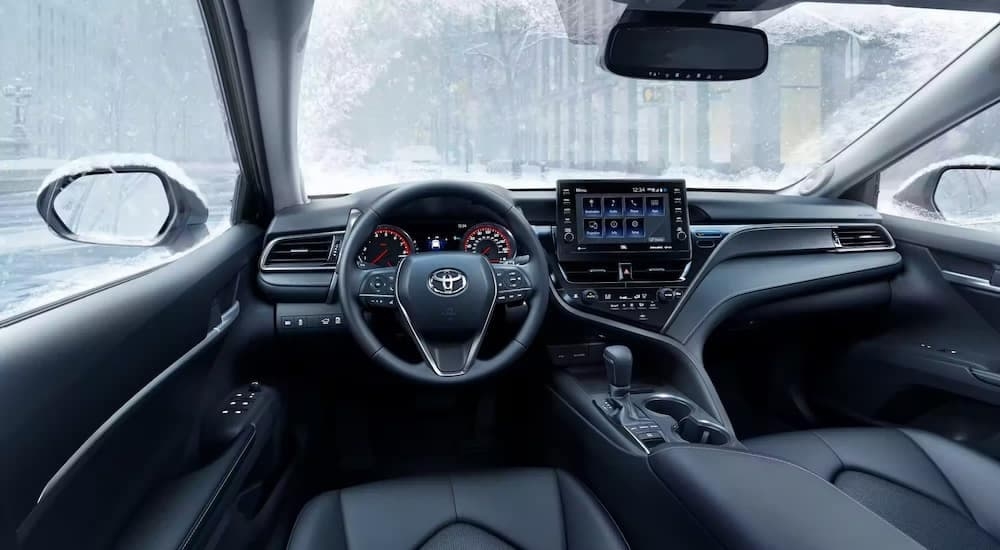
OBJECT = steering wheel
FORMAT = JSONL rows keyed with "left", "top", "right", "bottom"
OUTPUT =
{"left": 337, "top": 181, "right": 549, "bottom": 383}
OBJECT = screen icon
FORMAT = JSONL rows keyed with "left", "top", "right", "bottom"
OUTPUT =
{"left": 646, "top": 197, "right": 665, "bottom": 216}
{"left": 583, "top": 218, "right": 603, "bottom": 238}
{"left": 626, "top": 197, "right": 644, "bottom": 216}
{"left": 603, "top": 197, "right": 623, "bottom": 216}
{"left": 582, "top": 197, "right": 602, "bottom": 216}
{"left": 626, "top": 218, "right": 645, "bottom": 238}
{"left": 604, "top": 218, "right": 624, "bottom": 238}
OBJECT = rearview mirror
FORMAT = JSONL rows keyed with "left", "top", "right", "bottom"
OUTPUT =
{"left": 36, "top": 155, "right": 209, "bottom": 248}
{"left": 893, "top": 159, "right": 1000, "bottom": 227}
{"left": 604, "top": 15, "right": 768, "bottom": 81}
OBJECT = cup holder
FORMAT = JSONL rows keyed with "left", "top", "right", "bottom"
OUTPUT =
{"left": 677, "top": 417, "right": 730, "bottom": 446}
{"left": 643, "top": 397, "right": 692, "bottom": 420}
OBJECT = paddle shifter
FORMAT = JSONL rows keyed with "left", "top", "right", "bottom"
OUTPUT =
{"left": 602, "top": 345, "right": 665, "bottom": 449}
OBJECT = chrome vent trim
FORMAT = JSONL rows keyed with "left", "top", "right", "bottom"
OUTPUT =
{"left": 831, "top": 225, "right": 895, "bottom": 252}
{"left": 260, "top": 231, "right": 343, "bottom": 272}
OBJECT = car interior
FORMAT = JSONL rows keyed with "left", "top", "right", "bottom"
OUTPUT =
{"left": 6, "top": 0, "right": 1000, "bottom": 549}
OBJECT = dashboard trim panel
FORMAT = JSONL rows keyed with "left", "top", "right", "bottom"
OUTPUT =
{"left": 663, "top": 223, "right": 896, "bottom": 331}
{"left": 942, "top": 270, "right": 1000, "bottom": 295}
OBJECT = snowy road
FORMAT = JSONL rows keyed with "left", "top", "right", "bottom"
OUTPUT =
{"left": 0, "top": 166, "right": 237, "bottom": 318}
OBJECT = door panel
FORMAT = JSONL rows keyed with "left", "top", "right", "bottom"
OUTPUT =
{"left": 815, "top": 215, "right": 1000, "bottom": 448}
{"left": 0, "top": 224, "right": 284, "bottom": 549}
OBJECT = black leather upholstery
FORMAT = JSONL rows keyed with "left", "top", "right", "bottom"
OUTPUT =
{"left": 286, "top": 468, "right": 628, "bottom": 550}
{"left": 648, "top": 445, "right": 923, "bottom": 550}
{"left": 746, "top": 428, "right": 1000, "bottom": 550}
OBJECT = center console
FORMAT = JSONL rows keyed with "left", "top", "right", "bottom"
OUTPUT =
{"left": 556, "top": 179, "right": 693, "bottom": 330}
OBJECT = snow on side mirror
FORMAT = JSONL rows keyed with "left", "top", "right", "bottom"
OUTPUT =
{"left": 35, "top": 154, "right": 209, "bottom": 248}
{"left": 893, "top": 156, "right": 1000, "bottom": 227}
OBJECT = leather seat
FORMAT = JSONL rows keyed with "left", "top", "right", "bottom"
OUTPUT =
{"left": 746, "top": 428, "right": 1000, "bottom": 550}
{"left": 286, "top": 468, "right": 628, "bottom": 550}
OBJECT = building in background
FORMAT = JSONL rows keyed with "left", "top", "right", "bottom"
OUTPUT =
{"left": 0, "top": 0, "right": 231, "bottom": 161}
{"left": 425, "top": 3, "right": 896, "bottom": 185}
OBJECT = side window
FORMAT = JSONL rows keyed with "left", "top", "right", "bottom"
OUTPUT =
{"left": 879, "top": 102, "right": 1000, "bottom": 232}
{"left": 0, "top": 1, "right": 237, "bottom": 322}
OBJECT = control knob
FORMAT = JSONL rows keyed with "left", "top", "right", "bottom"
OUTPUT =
{"left": 563, "top": 232, "right": 576, "bottom": 243}
{"left": 582, "top": 289, "right": 599, "bottom": 304}
{"left": 675, "top": 230, "right": 688, "bottom": 241}
{"left": 656, "top": 288, "right": 674, "bottom": 303}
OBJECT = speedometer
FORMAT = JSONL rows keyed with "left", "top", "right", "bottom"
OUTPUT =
{"left": 462, "top": 223, "right": 515, "bottom": 263}
{"left": 358, "top": 225, "right": 414, "bottom": 267}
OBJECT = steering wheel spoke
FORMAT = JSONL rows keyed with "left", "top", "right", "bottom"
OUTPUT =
{"left": 358, "top": 267, "right": 399, "bottom": 309}
{"left": 492, "top": 264, "right": 534, "bottom": 305}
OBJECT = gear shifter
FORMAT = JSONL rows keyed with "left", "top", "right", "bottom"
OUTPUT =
{"left": 601, "top": 345, "right": 665, "bottom": 449}
{"left": 604, "top": 345, "right": 641, "bottom": 421}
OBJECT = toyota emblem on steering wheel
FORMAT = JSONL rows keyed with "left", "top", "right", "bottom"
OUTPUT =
{"left": 428, "top": 268, "right": 468, "bottom": 296}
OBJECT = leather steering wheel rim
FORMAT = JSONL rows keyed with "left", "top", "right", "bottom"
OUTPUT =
{"left": 337, "top": 181, "right": 549, "bottom": 383}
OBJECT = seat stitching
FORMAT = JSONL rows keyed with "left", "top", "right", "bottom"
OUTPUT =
{"left": 447, "top": 473, "right": 459, "bottom": 522}
{"left": 337, "top": 491, "right": 349, "bottom": 550}
{"left": 653, "top": 445, "right": 923, "bottom": 547}
{"left": 284, "top": 493, "right": 314, "bottom": 550}
{"left": 896, "top": 429, "right": 976, "bottom": 521}
{"left": 555, "top": 470, "right": 568, "bottom": 550}
{"left": 558, "top": 470, "right": 632, "bottom": 550}
{"left": 808, "top": 430, "right": 845, "bottom": 474}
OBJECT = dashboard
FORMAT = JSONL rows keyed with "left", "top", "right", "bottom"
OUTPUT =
{"left": 259, "top": 182, "right": 901, "bottom": 352}
{"left": 357, "top": 221, "right": 517, "bottom": 268}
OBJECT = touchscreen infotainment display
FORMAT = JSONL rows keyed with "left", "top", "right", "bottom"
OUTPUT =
{"left": 577, "top": 194, "right": 671, "bottom": 243}
{"left": 556, "top": 179, "right": 691, "bottom": 260}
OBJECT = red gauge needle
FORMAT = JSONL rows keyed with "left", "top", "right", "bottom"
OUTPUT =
{"left": 482, "top": 246, "right": 492, "bottom": 256}
{"left": 372, "top": 249, "right": 389, "bottom": 264}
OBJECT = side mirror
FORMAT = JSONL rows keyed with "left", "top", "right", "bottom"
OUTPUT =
{"left": 893, "top": 159, "right": 1000, "bottom": 227}
{"left": 36, "top": 155, "right": 209, "bottom": 248}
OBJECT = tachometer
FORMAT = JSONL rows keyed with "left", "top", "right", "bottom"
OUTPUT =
{"left": 358, "top": 225, "right": 414, "bottom": 267}
{"left": 462, "top": 223, "right": 515, "bottom": 263}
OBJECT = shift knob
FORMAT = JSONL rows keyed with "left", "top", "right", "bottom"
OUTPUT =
{"left": 604, "top": 345, "right": 633, "bottom": 398}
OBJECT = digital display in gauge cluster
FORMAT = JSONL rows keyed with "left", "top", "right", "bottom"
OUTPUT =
{"left": 358, "top": 221, "right": 518, "bottom": 267}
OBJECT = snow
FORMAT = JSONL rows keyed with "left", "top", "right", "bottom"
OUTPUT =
{"left": 0, "top": 251, "right": 175, "bottom": 319}
{"left": 0, "top": 158, "right": 66, "bottom": 172}
{"left": 766, "top": 4, "right": 997, "bottom": 182}
{"left": 300, "top": 1, "right": 999, "bottom": 196}
{"left": 38, "top": 153, "right": 207, "bottom": 205}
{"left": 301, "top": 161, "right": 793, "bottom": 195}
{"left": 895, "top": 154, "right": 1000, "bottom": 193}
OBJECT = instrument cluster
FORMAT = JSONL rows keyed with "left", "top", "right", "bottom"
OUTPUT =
{"left": 357, "top": 221, "right": 517, "bottom": 268}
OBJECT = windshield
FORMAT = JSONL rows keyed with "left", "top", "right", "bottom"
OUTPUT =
{"left": 299, "top": 1, "right": 999, "bottom": 195}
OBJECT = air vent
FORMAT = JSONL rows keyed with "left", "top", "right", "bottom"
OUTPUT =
{"left": 560, "top": 261, "right": 687, "bottom": 283}
{"left": 631, "top": 261, "right": 687, "bottom": 282}
{"left": 561, "top": 262, "right": 621, "bottom": 284}
{"left": 832, "top": 226, "right": 893, "bottom": 251}
{"left": 261, "top": 232, "right": 340, "bottom": 271}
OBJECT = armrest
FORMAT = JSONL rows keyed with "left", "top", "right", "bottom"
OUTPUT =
{"left": 648, "top": 446, "right": 923, "bottom": 550}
